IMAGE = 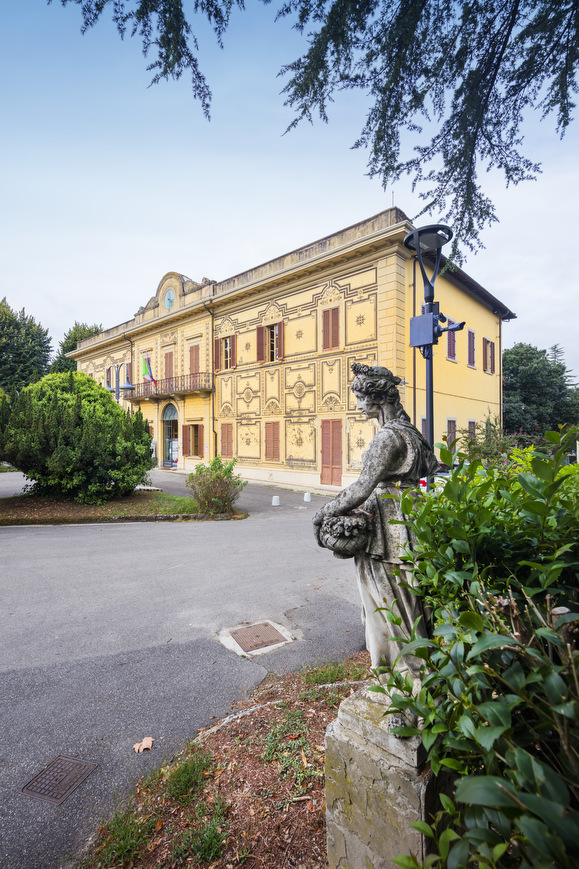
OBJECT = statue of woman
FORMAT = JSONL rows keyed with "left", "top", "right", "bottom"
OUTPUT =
{"left": 313, "top": 363, "right": 438, "bottom": 676}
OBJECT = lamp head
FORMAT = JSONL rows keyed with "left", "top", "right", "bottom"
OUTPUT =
{"left": 403, "top": 224, "right": 453, "bottom": 253}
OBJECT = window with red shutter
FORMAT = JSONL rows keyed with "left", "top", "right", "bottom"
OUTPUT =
{"left": 256, "top": 326, "right": 265, "bottom": 363}
{"left": 182, "top": 424, "right": 190, "bottom": 456}
{"left": 468, "top": 330, "right": 476, "bottom": 367}
{"left": 214, "top": 337, "right": 221, "bottom": 372}
{"left": 447, "top": 320, "right": 457, "bottom": 360}
{"left": 164, "top": 351, "right": 173, "bottom": 379}
{"left": 321, "top": 419, "right": 342, "bottom": 485}
{"left": 265, "top": 422, "right": 280, "bottom": 461}
{"left": 190, "top": 345, "right": 200, "bottom": 375}
{"left": 322, "top": 307, "right": 339, "bottom": 351}
{"left": 221, "top": 423, "right": 233, "bottom": 458}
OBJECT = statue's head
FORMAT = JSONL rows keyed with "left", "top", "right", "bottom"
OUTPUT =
{"left": 351, "top": 363, "right": 409, "bottom": 421}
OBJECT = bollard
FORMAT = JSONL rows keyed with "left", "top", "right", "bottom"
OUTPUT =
{"left": 304, "top": 492, "right": 312, "bottom": 502}
{"left": 272, "top": 495, "right": 280, "bottom": 507}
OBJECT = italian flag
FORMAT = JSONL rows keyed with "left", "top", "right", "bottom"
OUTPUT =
{"left": 142, "top": 354, "right": 157, "bottom": 387}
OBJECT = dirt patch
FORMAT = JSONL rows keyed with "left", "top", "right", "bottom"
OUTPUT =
{"left": 76, "top": 653, "right": 372, "bottom": 869}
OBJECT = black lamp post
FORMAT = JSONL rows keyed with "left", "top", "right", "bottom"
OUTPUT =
{"left": 404, "top": 224, "right": 465, "bottom": 454}
{"left": 105, "top": 363, "right": 135, "bottom": 403}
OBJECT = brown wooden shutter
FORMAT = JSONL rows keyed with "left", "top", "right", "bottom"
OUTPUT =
{"left": 331, "top": 420, "right": 341, "bottom": 484}
{"left": 322, "top": 309, "right": 330, "bottom": 351}
{"left": 276, "top": 321, "right": 284, "bottom": 360}
{"left": 182, "top": 424, "right": 190, "bottom": 456}
{"left": 256, "top": 326, "right": 265, "bottom": 363}
{"left": 127, "top": 362, "right": 133, "bottom": 384}
{"left": 190, "top": 345, "right": 200, "bottom": 375}
{"left": 221, "top": 423, "right": 233, "bottom": 458}
{"left": 490, "top": 341, "right": 495, "bottom": 374}
{"left": 197, "top": 424, "right": 204, "bottom": 457}
{"left": 331, "top": 308, "right": 339, "bottom": 350}
{"left": 165, "top": 351, "right": 173, "bottom": 379}
{"left": 265, "top": 422, "right": 280, "bottom": 462}
{"left": 321, "top": 420, "right": 331, "bottom": 484}
{"left": 483, "top": 339, "right": 488, "bottom": 372}
{"left": 447, "top": 321, "right": 456, "bottom": 359}
{"left": 265, "top": 422, "right": 272, "bottom": 461}
{"left": 468, "top": 330, "right": 475, "bottom": 366}
{"left": 321, "top": 420, "right": 342, "bottom": 484}
{"left": 214, "top": 337, "right": 221, "bottom": 372}
{"left": 231, "top": 334, "right": 237, "bottom": 369}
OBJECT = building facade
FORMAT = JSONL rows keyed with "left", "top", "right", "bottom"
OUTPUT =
{"left": 71, "top": 208, "right": 515, "bottom": 489}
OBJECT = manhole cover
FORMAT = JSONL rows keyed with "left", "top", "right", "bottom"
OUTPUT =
{"left": 22, "top": 756, "right": 98, "bottom": 805}
{"left": 230, "top": 622, "right": 287, "bottom": 653}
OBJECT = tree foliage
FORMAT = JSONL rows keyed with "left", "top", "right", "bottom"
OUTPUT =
{"left": 51, "top": 321, "right": 103, "bottom": 373}
{"left": 503, "top": 343, "right": 579, "bottom": 435}
{"left": 52, "top": 0, "right": 579, "bottom": 252}
{"left": 372, "top": 430, "right": 579, "bottom": 868}
{"left": 0, "top": 297, "right": 52, "bottom": 392}
{"left": 0, "top": 371, "right": 154, "bottom": 504}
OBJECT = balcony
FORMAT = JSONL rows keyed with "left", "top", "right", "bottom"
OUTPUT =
{"left": 129, "top": 372, "right": 213, "bottom": 401}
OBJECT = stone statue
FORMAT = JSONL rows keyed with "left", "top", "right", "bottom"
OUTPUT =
{"left": 313, "top": 363, "right": 438, "bottom": 676}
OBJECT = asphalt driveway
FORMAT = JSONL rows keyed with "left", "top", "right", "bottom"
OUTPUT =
{"left": 0, "top": 472, "right": 362, "bottom": 868}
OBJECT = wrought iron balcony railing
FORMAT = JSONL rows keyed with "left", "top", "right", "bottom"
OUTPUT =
{"left": 129, "top": 372, "right": 213, "bottom": 400}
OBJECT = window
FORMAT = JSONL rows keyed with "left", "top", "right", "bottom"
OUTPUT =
{"left": 265, "top": 421, "right": 280, "bottom": 462}
{"left": 468, "top": 420, "right": 477, "bottom": 440}
{"left": 447, "top": 418, "right": 457, "bottom": 453}
{"left": 183, "top": 423, "right": 204, "bottom": 458}
{"left": 189, "top": 344, "right": 200, "bottom": 375}
{"left": 483, "top": 338, "right": 496, "bottom": 374}
{"left": 447, "top": 320, "right": 457, "bottom": 361}
{"left": 257, "top": 322, "right": 284, "bottom": 363}
{"left": 467, "top": 330, "right": 476, "bottom": 367}
{"left": 421, "top": 417, "right": 428, "bottom": 439}
{"left": 164, "top": 351, "right": 174, "bottom": 379}
{"left": 321, "top": 419, "right": 342, "bottom": 485}
{"left": 322, "top": 307, "right": 340, "bottom": 351}
{"left": 221, "top": 423, "right": 233, "bottom": 458}
{"left": 214, "top": 335, "right": 237, "bottom": 372}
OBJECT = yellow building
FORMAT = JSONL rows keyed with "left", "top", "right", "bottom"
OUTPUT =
{"left": 71, "top": 208, "right": 515, "bottom": 489}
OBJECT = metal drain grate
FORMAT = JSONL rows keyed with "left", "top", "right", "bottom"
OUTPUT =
{"left": 229, "top": 622, "right": 287, "bottom": 653}
{"left": 22, "top": 756, "right": 98, "bottom": 805}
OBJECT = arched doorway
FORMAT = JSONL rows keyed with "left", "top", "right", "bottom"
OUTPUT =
{"left": 162, "top": 403, "right": 179, "bottom": 468}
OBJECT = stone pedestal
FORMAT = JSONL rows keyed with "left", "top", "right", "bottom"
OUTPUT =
{"left": 325, "top": 688, "right": 436, "bottom": 869}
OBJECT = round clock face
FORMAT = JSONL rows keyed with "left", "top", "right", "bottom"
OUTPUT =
{"left": 164, "top": 289, "right": 175, "bottom": 310}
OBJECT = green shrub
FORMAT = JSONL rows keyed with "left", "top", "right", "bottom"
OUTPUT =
{"left": 185, "top": 455, "right": 246, "bottom": 516}
{"left": 374, "top": 427, "right": 579, "bottom": 869}
{"left": 0, "top": 372, "right": 154, "bottom": 504}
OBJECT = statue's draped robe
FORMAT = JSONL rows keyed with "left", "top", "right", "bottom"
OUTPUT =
{"left": 354, "top": 420, "right": 438, "bottom": 672}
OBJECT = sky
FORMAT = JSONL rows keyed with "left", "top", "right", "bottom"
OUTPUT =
{"left": 2, "top": 1, "right": 578, "bottom": 378}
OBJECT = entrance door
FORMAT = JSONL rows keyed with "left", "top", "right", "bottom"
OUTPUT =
{"left": 321, "top": 419, "right": 342, "bottom": 485}
{"left": 162, "top": 404, "right": 179, "bottom": 468}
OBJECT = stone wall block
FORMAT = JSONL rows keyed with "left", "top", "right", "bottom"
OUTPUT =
{"left": 326, "top": 688, "right": 437, "bottom": 869}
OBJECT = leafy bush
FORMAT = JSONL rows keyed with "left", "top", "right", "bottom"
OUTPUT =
{"left": 373, "top": 428, "right": 579, "bottom": 869}
{"left": 185, "top": 455, "right": 246, "bottom": 516}
{"left": 0, "top": 371, "right": 154, "bottom": 504}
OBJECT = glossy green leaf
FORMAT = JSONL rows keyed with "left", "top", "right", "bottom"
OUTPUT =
{"left": 458, "top": 611, "right": 485, "bottom": 632}
{"left": 455, "top": 775, "right": 520, "bottom": 807}
{"left": 473, "top": 725, "right": 509, "bottom": 751}
{"left": 410, "top": 820, "right": 435, "bottom": 838}
{"left": 467, "top": 634, "right": 516, "bottom": 658}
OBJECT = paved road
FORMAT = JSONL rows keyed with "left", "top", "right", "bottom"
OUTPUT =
{"left": 0, "top": 472, "right": 363, "bottom": 868}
